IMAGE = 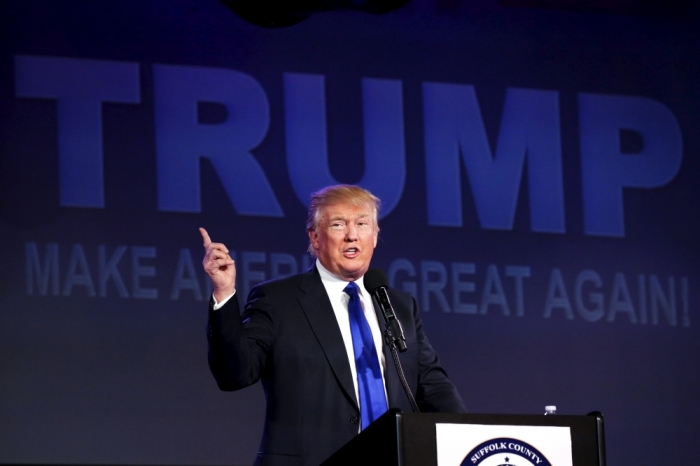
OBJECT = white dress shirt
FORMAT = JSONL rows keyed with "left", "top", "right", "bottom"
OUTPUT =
{"left": 315, "top": 260, "right": 388, "bottom": 407}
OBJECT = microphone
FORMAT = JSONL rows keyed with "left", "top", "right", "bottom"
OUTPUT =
{"left": 364, "top": 268, "right": 419, "bottom": 413}
{"left": 364, "top": 268, "right": 407, "bottom": 352}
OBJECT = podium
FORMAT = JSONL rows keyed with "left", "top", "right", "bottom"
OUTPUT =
{"left": 321, "top": 408, "right": 605, "bottom": 466}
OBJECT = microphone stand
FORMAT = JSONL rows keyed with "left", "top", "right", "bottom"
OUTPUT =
{"left": 373, "top": 293, "right": 420, "bottom": 413}
{"left": 383, "top": 326, "right": 420, "bottom": 413}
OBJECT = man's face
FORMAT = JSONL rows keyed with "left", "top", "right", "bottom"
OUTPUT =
{"left": 309, "top": 201, "right": 378, "bottom": 281}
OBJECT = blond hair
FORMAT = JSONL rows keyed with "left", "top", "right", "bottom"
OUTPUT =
{"left": 306, "top": 185, "right": 381, "bottom": 256}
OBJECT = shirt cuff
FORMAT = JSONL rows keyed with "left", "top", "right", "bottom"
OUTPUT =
{"left": 212, "top": 290, "right": 236, "bottom": 310}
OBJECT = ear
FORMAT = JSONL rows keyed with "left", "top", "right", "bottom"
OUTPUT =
{"left": 308, "top": 229, "right": 320, "bottom": 251}
{"left": 372, "top": 227, "right": 378, "bottom": 248}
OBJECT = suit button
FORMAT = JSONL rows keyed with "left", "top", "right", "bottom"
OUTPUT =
{"left": 350, "top": 416, "right": 359, "bottom": 424}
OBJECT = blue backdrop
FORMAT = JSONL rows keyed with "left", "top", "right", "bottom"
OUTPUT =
{"left": 1, "top": 1, "right": 698, "bottom": 465}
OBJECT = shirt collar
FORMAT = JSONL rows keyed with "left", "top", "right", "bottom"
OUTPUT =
{"left": 316, "top": 259, "right": 366, "bottom": 296}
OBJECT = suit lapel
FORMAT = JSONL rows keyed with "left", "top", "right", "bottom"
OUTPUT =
{"left": 298, "top": 266, "right": 359, "bottom": 410}
{"left": 372, "top": 295, "right": 401, "bottom": 407}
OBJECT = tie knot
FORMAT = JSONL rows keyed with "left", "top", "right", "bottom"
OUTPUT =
{"left": 344, "top": 281, "right": 360, "bottom": 297}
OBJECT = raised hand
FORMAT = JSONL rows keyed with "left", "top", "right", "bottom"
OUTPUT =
{"left": 200, "top": 227, "right": 236, "bottom": 302}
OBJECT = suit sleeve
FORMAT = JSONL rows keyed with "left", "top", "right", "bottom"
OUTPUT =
{"left": 206, "top": 287, "right": 275, "bottom": 391}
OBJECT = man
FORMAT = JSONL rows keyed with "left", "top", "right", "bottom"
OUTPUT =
{"left": 201, "top": 184, "right": 465, "bottom": 466}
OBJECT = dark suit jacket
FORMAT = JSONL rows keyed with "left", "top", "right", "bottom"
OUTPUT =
{"left": 207, "top": 266, "right": 466, "bottom": 466}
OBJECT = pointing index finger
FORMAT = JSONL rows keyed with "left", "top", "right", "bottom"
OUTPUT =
{"left": 199, "top": 227, "right": 212, "bottom": 247}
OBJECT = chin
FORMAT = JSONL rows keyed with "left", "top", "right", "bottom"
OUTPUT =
{"left": 347, "top": 266, "right": 369, "bottom": 278}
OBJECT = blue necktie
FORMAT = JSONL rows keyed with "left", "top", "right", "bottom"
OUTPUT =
{"left": 344, "top": 281, "right": 387, "bottom": 429}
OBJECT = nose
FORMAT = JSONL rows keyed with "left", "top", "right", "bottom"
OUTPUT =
{"left": 345, "top": 224, "right": 358, "bottom": 241}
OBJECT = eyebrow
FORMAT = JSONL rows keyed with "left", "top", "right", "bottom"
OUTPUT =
{"left": 328, "top": 213, "right": 371, "bottom": 222}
